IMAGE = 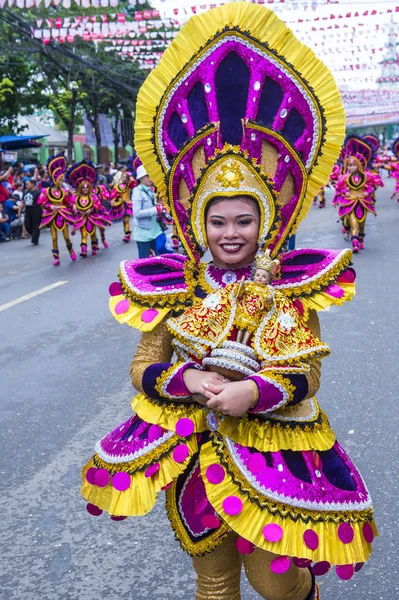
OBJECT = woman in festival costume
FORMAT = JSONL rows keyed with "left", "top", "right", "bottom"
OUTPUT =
{"left": 93, "top": 181, "right": 112, "bottom": 248}
{"left": 81, "top": 5, "right": 376, "bottom": 599}
{"left": 38, "top": 154, "right": 76, "bottom": 266}
{"left": 335, "top": 137, "right": 382, "bottom": 252}
{"left": 109, "top": 171, "right": 136, "bottom": 243}
{"left": 389, "top": 137, "right": 399, "bottom": 201}
{"left": 67, "top": 161, "right": 111, "bottom": 258}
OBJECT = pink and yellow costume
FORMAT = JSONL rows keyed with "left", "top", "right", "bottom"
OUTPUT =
{"left": 67, "top": 161, "right": 111, "bottom": 257}
{"left": 81, "top": 5, "right": 376, "bottom": 599}
{"left": 109, "top": 176, "right": 136, "bottom": 243}
{"left": 389, "top": 138, "right": 399, "bottom": 201}
{"left": 38, "top": 154, "right": 77, "bottom": 266}
{"left": 334, "top": 137, "right": 383, "bottom": 252}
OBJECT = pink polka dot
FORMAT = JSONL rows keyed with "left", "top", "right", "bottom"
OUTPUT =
{"left": 222, "top": 496, "right": 243, "bottom": 516}
{"left": 338, "top": 523, "right": 354, "bottom": 544}
{"left": 362, "top": 523, "right": 374, "bottom": 544}
{"left": 235, "top": 538, "right": 255, "bottom": 555}
{"left": 262, "top": 524, "right": 283, "bottom": 543}
{"left": 148, "top": 424, "right": 163, "bottom": 442}
{"left": 311, "top": 561, "right": 331, "bottom": 576}
{"left": 141, "top": 308, "right": 159, "bottom": 323}
{"left": 206, "top": 464, "right": 225, "bottom": 485}
{"left": 109, "top": 281, "right": 123, "bottom": 296}
{"left": 355, "top": 562, "right": 364, "bottom": 573}
{"left": 110, "top": 515, "right": 128, "bottom": 521}
{"left": 248, "top": 453, "right": 267, "bottom": 474}
{"left": 85, "top": 467, "right": 97, "bottom": 485}
{"left": 176, "top": 417, "right": 195, "bottom": 437}
{"left": 270, "top": 556, "right": 291, "bottom": 574}
{"left": 303, "top": 529, "right": 319, "bottom": 551}
{"left": 115, "top": 299, "right": 130, "bottom": 314}
{"left": 111, "top": 472, "right": 131, "bottom": 492}
{"left": 94, "top": 468, "right": 110, "bottom": 488}
{"left": 292, "top": 558, "right": 312, "bottom": 569}
{"left": 86, "top": 503, "right": 103, "bottom": 516}
{"left": 201, "top": 515, "right": 221, "bottom": 529}
{"left": 336, "top": 564, "right": 355, "bottom": 581}
{"left": 145, "top": 463, "right": 160, "bottom": 478}
{"left": 173, "top": 444, "right": 189, "bottom": 463}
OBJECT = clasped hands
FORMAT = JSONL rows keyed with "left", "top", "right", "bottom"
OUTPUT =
{"left": 182, "top": 368, "right": 256, "bottom": 417}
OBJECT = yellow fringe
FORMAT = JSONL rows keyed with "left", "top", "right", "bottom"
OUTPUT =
{"left": 218, "top": 408, "right": 336, "bottom": 453}
{"left": 131, "top": 393, "right": 206, "bottom": 432}
{"left": 81, "top": 433, "right": 198, "bottom": 517}
{"left": 134, "top": 2, "right": 345, "bottom": 232}
{"left": 165, "top": 480, "right": 231, "bottom": 556}
{"left": 200, "top": 438, "right": 377, "bottom": 565}
{"left": 301, "top": 282, "right": 356, "bottom": 320}
{"left": 109, "top": 295, "right": 171, "bottom": 331}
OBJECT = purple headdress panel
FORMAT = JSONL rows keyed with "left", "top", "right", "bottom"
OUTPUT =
{"left": 135, "top": 4, "right": 345, "bottom": 261}
{"left": 343, "top": 136, "right": 373, "bottom": 171}
{"left": 47, "top": 154, "right": 66, "bottom": 185}
{"left": 67, "top": 161, "right": 97, "bottom": 191}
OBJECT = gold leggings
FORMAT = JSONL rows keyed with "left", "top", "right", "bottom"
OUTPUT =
{"left": 192, "top": 533, "right": 312, "bottom": 600}
{"left": 347, "top": 211, "right": 366, "bottom": 239}
{"left": 123, "top": 214, "right": 131, "bottom": 233}
{"left": 80, "top": 227, "right": 98, "bottom": 247}
{"left": 50, "top": 221, "right": 72, "bottom": 252}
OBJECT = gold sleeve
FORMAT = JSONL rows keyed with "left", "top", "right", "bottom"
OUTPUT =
{"left": 304, "top": 309, "right": 322, "bottom": 399}
{"left": 130, "top": 321, "right": 174, "bottom": 393}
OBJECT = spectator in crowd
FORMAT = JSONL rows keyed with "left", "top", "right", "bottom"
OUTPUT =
{"left": 23, "top": 179, "right": 42, "bottom": 246}
{"left": 9, "top": 192, "right": 24, "bottom": 239}
{"left": 131, "top": 165, "right": 164, "bottom": 258}
{"left": 0, "top": 202, "right": 10, "bottom": 241}
{"left": 0, "top": 166, "right": 13, "bottom": 201}
{"left": 12, "top": 182, "right": 23, "bottom": 201}
{"left": 104, "top": 166, "right": 113, "bottom": 186}
{"left": 3, "top": 193, "right": 19, "bottom": 226}
{"left": 97, "top": 166, "right": 108, "bottom": 187}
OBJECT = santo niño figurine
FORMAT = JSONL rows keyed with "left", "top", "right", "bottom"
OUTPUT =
{"left": 202, "top": 251, "right": 282, "bottom": 380}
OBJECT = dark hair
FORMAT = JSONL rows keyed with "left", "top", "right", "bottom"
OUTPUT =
{"left": 204, "top": 194, "right": 260, "bottom": 222}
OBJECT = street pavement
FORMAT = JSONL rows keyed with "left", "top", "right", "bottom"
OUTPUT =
{"left": 1, "top": 177, "right": 398, "bottom": 600}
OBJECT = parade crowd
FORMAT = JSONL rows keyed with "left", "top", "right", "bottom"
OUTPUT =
{"left": 1, "top": 135, "right": 398, "bottom": 267}
{"left": 0, "top": 155, "right": 177, "bottom": 265}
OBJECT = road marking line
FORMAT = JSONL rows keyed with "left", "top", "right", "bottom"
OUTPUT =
{"left": 0, "top": 281, "right": 68, "bottom": 312}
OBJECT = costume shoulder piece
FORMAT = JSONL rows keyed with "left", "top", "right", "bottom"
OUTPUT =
{"left": 108, "top": 254, "right": 197, "bottom": 331}
{"left": 273, "top": 247, "right": 356, "bottom": 317}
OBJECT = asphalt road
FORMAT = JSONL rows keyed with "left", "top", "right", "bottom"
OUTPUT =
{"left": 1, "top": 178, "right": 398, "bottom": 600}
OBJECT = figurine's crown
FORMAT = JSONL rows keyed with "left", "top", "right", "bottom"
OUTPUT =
{"left": 255, "top": 250, "right": 280, "bottom": 275}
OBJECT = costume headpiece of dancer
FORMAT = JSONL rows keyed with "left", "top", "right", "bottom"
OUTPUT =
{"left": 67, "top": 161, "right": 97, "bottom": 192}
{"left": 363, "top": 134, "right": 379, "bottom": 153}
{"left": 392, "top": 136, "right": 399, "bottom": 159}
{"left": 134, "top": 2, "right": 345, "bottom": 263}
{"left": 343, "top": 136, "right": 373, "bottom": 173}
{"left": 47, "top": 154, "right": 66, "bottom": 185}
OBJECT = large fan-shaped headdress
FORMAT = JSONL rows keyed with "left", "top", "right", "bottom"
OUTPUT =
{"left": 47, "top": 154, "right": 66, "bottom": 185}
{"left": 67, "top": 161, "right": 97, "bottom": 192}
{"left": 392, "top": 137, "right": 399, "bottom": 159}
{"left": 135, "top": 2, "right": 345, "bottom": 262}
{"left": 343, "top": 135, "right": 373, "bottom": 172}
{"left": 363, "top": 134, "right": 379, "bottom": 153}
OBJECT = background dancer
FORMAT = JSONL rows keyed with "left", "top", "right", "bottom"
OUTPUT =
{"left": 38, "top": 154, "right": 76, "bottom": 266}
{"left": 67, "top": 161, "right": 111, "bottom": 258}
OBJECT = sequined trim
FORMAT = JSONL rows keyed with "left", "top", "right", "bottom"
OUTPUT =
{"left": 221, "top": 436, "right": 373, "bottom": 515}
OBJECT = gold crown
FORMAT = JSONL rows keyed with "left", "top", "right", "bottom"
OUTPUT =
{"left": 255, "top": 250, "right": 280, "bottom": 275}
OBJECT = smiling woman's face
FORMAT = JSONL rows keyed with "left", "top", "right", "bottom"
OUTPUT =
{"left": 205, "top": 197, "right": 260, "bottom": 268}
